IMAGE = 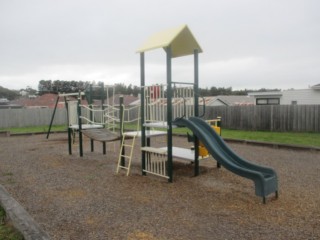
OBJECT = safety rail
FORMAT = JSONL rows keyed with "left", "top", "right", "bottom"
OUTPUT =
{"left": 143, "top": 84, "right": 195, "bottom": 124}
{"left": 141, "top": 147, "right": 169, "bottom": 179}
{"left": 78, "top": 104, "right": 121, "bottom": 127}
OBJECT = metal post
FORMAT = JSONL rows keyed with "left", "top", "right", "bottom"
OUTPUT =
{"left": 65, "top": 98, "right": 73, "bottom": 155}
{"left": 140, "top": 53, "right": 146, "bottom": 175}
{"left": 217, "top": 116, "right": 221, "bottom": 168}
{"left": 194, "top": 49, "right": 200, "bottom": 176}
{"left": 119, "top": 96, "right": 125, "bottom": 166}
{"left": 68, "top": 127, "right": 72, "bottom": 155}
{"left": 46, "top": 95, "right": 60, "bottom": 139}
{"left": 100, "top": 82, "right": 105, "bottom": 157}
{"left": 78, "top": 96, "right": 83, "bottom": 157}
{"left": 166, "top": 47, "right": 173, "bottom": 183}
{"left": 101, "top": 84, "right": 106, "bottom": 155}
{"left": 88, "top": 84, "right": 94, "bottom": 152}
{"left": 101, "top": 82, "right": 105, "bottom": 109}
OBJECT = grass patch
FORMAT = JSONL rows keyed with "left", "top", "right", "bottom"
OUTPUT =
{"left": 1, "top": 124, "right": 320, "bottom": 148}
{"left": 221, "top": 129, "right": 320, "bottom": 148}
{"left": 149, "top": 126, "right": 320, "bottom": 148}
{"left": 0, "top": 125, "right": 66, "bottom": 134}
{"left": 121, "top": 122, "right": 320, "bottom": 148}
{"left": 0, "top": 206, "right": 24, "bottom": 240}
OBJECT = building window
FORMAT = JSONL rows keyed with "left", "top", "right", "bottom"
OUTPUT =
{"left": 268, "top": 98, "right": 280, "bottom": 105}
{"left": 256, "top": 98, "right": 280, "bottom": 105}
{"left": 256, "top": 99, "right": 268, "bottom": 105}
{"left": 291, "top": 101, "right": 297, "bottom": 105}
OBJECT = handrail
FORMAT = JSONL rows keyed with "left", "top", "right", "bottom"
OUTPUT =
{"left": 199, "top": 96, "right": 206, "bottom": 118}
{"left": 171, "top": 81, "right": 195, "bottom": 86}
{"left": 183, "top": 97, "right": 187, "bottom": 118}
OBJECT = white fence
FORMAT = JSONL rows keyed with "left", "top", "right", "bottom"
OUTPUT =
{"left": 0, "top": 108, "right": 67, "bottom": 128}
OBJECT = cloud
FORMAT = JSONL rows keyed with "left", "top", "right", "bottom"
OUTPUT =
{"left": 0, "top": 0, "right": 319, "bottom": 91}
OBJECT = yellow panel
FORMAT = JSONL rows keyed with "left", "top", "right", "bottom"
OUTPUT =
{"left": 213, "top": 126, "right": 221, "bottom": 135}
{"left": 136, "top": 25, "right": 184, "bottom": 53}
{"left": 170, "top": 26, "right": 202, "bottom": 57}
{"left": 137, "top": 25, "right": 203, "bottom": 58}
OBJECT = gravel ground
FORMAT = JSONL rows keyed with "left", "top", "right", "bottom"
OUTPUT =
{"left": 0, "top": 133, "right": 319, "bottom": 240}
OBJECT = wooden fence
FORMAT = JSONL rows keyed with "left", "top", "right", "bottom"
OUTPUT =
{"left": 0, "top": 105, "right": 319, "bottom": 132}
{"left": 204, "top": 105, "right": 320, "bottom": 132}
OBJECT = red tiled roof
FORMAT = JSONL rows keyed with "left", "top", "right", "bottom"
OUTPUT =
{"left": 13, "top": 93, "right": 88, "bottom": 108}
{"left": 94, "top": 94, "right": 139, "bottom": 106}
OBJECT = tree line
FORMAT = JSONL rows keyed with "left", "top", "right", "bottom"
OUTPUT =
{"left": 0, "top": 79, "right": 280, "bottom": 100}
{"left": 199, "top": 86, "right": 280, "bottom": 96}
{"left": 0, "top": 86, "right": 20, "bottom": 100}
{"left": 38, "top": 80, "right": 280, "bottom": 97}
{"left": 37, "top": 80, "right": 140, "bottom": 98}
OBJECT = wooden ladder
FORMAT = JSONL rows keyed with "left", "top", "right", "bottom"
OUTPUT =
{"left": 116, "top": 133, "right": 137, "bottom": 176}
{"left": 116, "top": 104, "right": 140, "bottom": 176}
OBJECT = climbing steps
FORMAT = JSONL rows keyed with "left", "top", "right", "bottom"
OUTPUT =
{"left": 116, "top": 104, "right": 140, "bottom": 176}
{"left": 116, "top": 133, "right": 137, "bottom": 176}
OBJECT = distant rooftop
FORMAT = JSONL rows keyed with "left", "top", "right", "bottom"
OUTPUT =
{"left": 311, "top": 83, "right": 320, "bottom": 90}
{"left": 0, "top": 98, "right": 9, "bottom": 104}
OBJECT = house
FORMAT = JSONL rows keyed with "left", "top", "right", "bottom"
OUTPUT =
{"left": 0, "top": 98, "right": 9, "bottom": 104}
{"left": 7, "top": 93, "right": 138, "bottom": 109}
{"left": 12, "top": 93, "right": 62, "bottom": 108}
{"left": 11, "top": 93, "right": 93, "bottom": 109}
{"left": 248, "top": 84, "right": 320, "bottom": 105}
{"left": 0, "top": 98, "right": 23, "bottom": 109}
{"left": 204, "top": 95, "right": 254, "bottom": 106}
{"left": 105, "top": 94, "right": 139, "bottom": 107}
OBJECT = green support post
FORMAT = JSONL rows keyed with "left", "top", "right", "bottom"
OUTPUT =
{"left": 166, "top": 47, "right": 173, "bottom": 183}
{"left": 68, "top": 127, "right": 72, "bottom": 155}
{"left": 119, "top": 96, "right": 125, "bottom": 166}
{"left": 101, "top": 82, "right": 106, "bottom": 154}
{"left": 46, "top": 95, "right": 60, "bottom": 139}
{"left": 217, "top": 116, "right": 221, "bottom": 168}
{"left": 140, "top": 52, "right": 146, "bottom": 175}
{"left": 88, "top": 84, "right": 95, "bottom": 152}
{"left": 65, "top": 99, "right": 73, "bottom": 155}
{"left": 78, "top": 96, "right": 83, "bottom": 157}
{"left": 194, "top": 49, "right": 200, "bottom": 176}
{"left": 101, "top": 82, "right": 105, "bottom": 109}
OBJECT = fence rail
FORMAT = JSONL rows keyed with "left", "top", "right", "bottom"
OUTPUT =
{"left": 0, "top": 108, "right": 67, "bottom": 128}
{"left": 204, "top": 105, "right": 320, "bottom": 132}
{"left": 0, "top": 105, "right": 319, "bottom": 132}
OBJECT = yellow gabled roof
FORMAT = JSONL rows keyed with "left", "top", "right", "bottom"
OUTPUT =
{"left": 137, "top": 24, "right": 203, "bottom": 58}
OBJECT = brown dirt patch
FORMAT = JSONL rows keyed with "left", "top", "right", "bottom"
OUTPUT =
{"left": 0, "top": 133, "right": 319, "bottom": 239}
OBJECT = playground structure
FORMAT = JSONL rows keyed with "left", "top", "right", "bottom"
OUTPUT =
{"left": 46, "top": 91, "right": 86, "bottom": 140}
{"left": 136, "top": 25, "right": 204, "bottom": 182}
{"left": 134, "top": 24, "right": 278, "bottom": 203}
{"left": 69, "top": 84, "right": 121, "bottom": 157}
{"left": 47, "top": 83, "right": 122, "bottom": 156}
{"left": 46, "top": 25, "right": 278, "bottom": 203}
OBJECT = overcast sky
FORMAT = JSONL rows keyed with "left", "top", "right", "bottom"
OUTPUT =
{"left": 0, "top": 0, "right": 319, "bottom": 91}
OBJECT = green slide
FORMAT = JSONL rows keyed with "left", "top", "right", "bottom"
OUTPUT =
{"left": 174, "top": 117, "right": 278, "bottom": 203}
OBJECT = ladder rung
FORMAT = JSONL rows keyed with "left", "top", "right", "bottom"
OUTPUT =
{"left": 118, "top": 166, "right": 129, "bottom": 170}
{"left": 120, "top": 155, "right": 131, "bottom": 158}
